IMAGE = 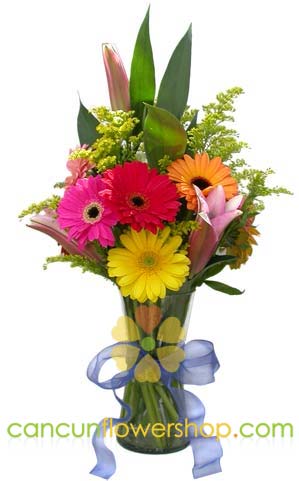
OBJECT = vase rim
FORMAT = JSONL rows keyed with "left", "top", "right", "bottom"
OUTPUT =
{"left": 120, "top": 290, "right": 195, "bottom": 302}
{"left": 163, "top": 290, "right": 195, "bottom": 298}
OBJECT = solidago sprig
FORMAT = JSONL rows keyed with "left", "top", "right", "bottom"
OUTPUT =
{"left": 91, "top": 107, "right": 141, "bottom": 172}
{"left": 187, "top": 87, "right": 248, "bottom": 162}
{"left": 44, "top": 254, "right": 108, "bottom": 277}
{"left": 19, "top": 195, "right": 61, "bottom": 219}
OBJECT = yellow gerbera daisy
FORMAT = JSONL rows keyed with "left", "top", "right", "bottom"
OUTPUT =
{"left": 107, "top": 227, "right": 190, "bottom": 302}
{"left": 167, "top": 152, "right": 238, "bottom": 211}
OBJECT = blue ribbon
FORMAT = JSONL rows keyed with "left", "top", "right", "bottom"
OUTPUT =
{"left": 87, "top": 340, "right": 222, "bottom": 479}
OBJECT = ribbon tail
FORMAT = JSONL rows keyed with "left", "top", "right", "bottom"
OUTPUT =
{"left": 170, "top": 387, "right": 223, "bottom": 479}
{"left": 191, "top": 437, "right": 223, "bottom": 479}
{"left": 87, "top": 343, "right": 136, "bottom": 479}
{"left": 90, "top": 418, "right": 116, "bottom": 479}
{"left": 90, "top": 389, "right": 132, "bottom": 479}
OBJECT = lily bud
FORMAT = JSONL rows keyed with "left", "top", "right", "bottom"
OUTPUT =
{"left": 102, "top": 43, "right": 130, "bottom": 111}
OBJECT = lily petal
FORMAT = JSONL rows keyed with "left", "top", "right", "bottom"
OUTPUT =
{"left": 102, "top": 43, "right": 130, "bottom": 111}
{"left": 189, "top": 218, "right": 218, "bottom": 276}
{"left": 193, "top": 185, "right": 209, "bottom": 216}
{"left": 28, "top": 214, "right": 102, "bottom": 261}
{"left": 189, "top": 187, "right": 243, "bottom": 276}
{"left": 206, "top": 185, "right": 226, "bottom": 218}
{"left": 225, "top": 194, "right": 243, "bottom": 212}
{"left": 211, "top": 210, "right": 242, "bottom": 239}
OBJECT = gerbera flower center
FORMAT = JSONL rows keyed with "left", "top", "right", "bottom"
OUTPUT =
{"left": 83, "top": 202, "right": 103, "bottom": 224}
{"left": 192, "top": 177, "right": 212, "bottom": 191}
{"left": 132, "top": 196, "right": 144, "bottom": 207}
{"left": 127, "top": 192, "right": 149, "bottom": 210}
{"left": 138, "top": 251, "right": 159, "bottom": 271}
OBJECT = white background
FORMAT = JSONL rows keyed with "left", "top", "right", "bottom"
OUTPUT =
{"left": 1, "top": 0, "right": 299, "bottom": 480}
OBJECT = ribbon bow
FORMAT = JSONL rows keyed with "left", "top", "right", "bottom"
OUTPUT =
{"left": 87, "top": 339, "right": 223, "bottom": 479}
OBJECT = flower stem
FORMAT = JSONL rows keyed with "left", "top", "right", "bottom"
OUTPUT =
{"left": 154, "top": 384, "right": 178, "bottom": 423}
{"left": 147, "top": 383, "right": 168, "bottom": 448}
{"left": 129, "top": 380, "right": 140, "bottom": 421}
{"left": 120, "top": 382, "right": 132, "bottom": 419}
{"left": 139, "top": 382, "right": 165, "bottom": 449}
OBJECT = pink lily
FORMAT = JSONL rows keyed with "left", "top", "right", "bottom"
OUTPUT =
{"left": 28, "top": 213, "right": 103, "bottom": 262}
{"left": 102, "top": 43, "right": 130, "bottom": 111}
{"left": 189, "top": 186, "right": 243, "bottom": 276}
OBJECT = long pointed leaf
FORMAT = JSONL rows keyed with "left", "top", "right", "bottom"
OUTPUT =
{"left": 77, "top": 99, "right": 99, "bottom": 146}
{"left": 187, "top": 109, "right": 198, "bottom": 131}
{"left": 143, "top": 104, "right": 187, "bottom": 168}
{"left": 185, "top": 109, "right": 198, "bottom": 155}
{"left": 204, "top": 280, "right": 244, "bottom": 295}
{"left": 191, "top": 255, "right": 236, "bottom": 287}
{"left": 130, "top": 7, "right": 155, "bottom": 123}
{"left": 157, "top": 25, "right": 192, "bottom": 119}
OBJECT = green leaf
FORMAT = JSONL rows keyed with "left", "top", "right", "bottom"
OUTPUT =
{"left": 143, "top": 104, "right": 187, "bottom": 168}
{"left": 157, "top": 25, "right": 192, "bottom": 119}
{"left": 77, "top": 99, "right": 99, "bottom": 146}
{"left": 130, "top": 7, "right": 155, "bottom": 123}
{"left": 187, "top": 109, "right": 198, "bottom": 131}
{"left": 204, "top": 280, "right": 244, "bottom": 295}
{"left": 191, "top": 255, "right": 236, "bottom": 287}
{"left": 185, "top": 109, "right": 198, "bottom": 155}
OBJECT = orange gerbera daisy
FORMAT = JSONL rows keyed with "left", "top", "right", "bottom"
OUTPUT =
{"left": 167, "top": 152, "right": 238, "bottom": 211}
{"left": 226, "top": 217, "right": 260, "bottom": 269}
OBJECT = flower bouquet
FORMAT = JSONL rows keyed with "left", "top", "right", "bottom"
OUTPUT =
{"left": 20, "top": 7, "right": 290, "bottom": 480}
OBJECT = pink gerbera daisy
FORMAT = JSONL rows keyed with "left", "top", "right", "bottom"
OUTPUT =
{"left": 57, "top": 175, "right": 118, "bottom": 248}
{"left": 65, "top": 157, "right": 95, "bottom": 187}
{"left": 103, "top": 161, "right": 180, "bottom": 233}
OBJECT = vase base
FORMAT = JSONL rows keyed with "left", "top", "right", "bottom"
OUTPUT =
{"left": 117, "top": 437, "right": 190, "bottom": 455}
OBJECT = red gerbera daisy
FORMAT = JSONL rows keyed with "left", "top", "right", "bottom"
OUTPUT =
{"left": 103, "top": 161, "right": 180, "bottom": 233}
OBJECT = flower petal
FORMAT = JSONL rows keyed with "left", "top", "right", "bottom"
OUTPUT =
{"left": 211, "top": 210, "right": 242, "bottom": 239}
{"left": 111, "top": 344, "right": 140, "bottom": 371}
{"left": 135, "top": 305, "right": 162, "bottom": 334}
{"left": 225, "top": 194, "right": 243, "bottom": 212}
{"left": 157, "top": 346, "right": 185, "bottom": 372}
{"left": 157, "top": 317, "right": 186, "bottom": 343}
{"left": 112, "top": 316, "right": 141, "bottom": 342}
{"left": 206, "top": 185, "right": 226, "bottom": 218}
{"left": 188, "top": 219, "right": 218, "bottom": 275}
{"left": 193, "top": 185, "right": 210, "bottom": 216}
{"left": 134, "top": 355, "right": 161, "bottom": 383}
{"left": 102, "top": 43, "right": 130, "bottom": 111}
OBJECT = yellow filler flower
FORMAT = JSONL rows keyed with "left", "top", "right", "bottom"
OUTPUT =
{"left": 107, "top": 227, "right": 190, "bottom": 302}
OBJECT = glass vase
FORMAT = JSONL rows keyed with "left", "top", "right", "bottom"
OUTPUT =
{"left": 117, "top": 289, "right": 194, "bottom": 454}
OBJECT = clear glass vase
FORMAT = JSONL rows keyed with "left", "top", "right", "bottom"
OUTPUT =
{"left": 117, "top": 289, "right": 195, "bottom": 454}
